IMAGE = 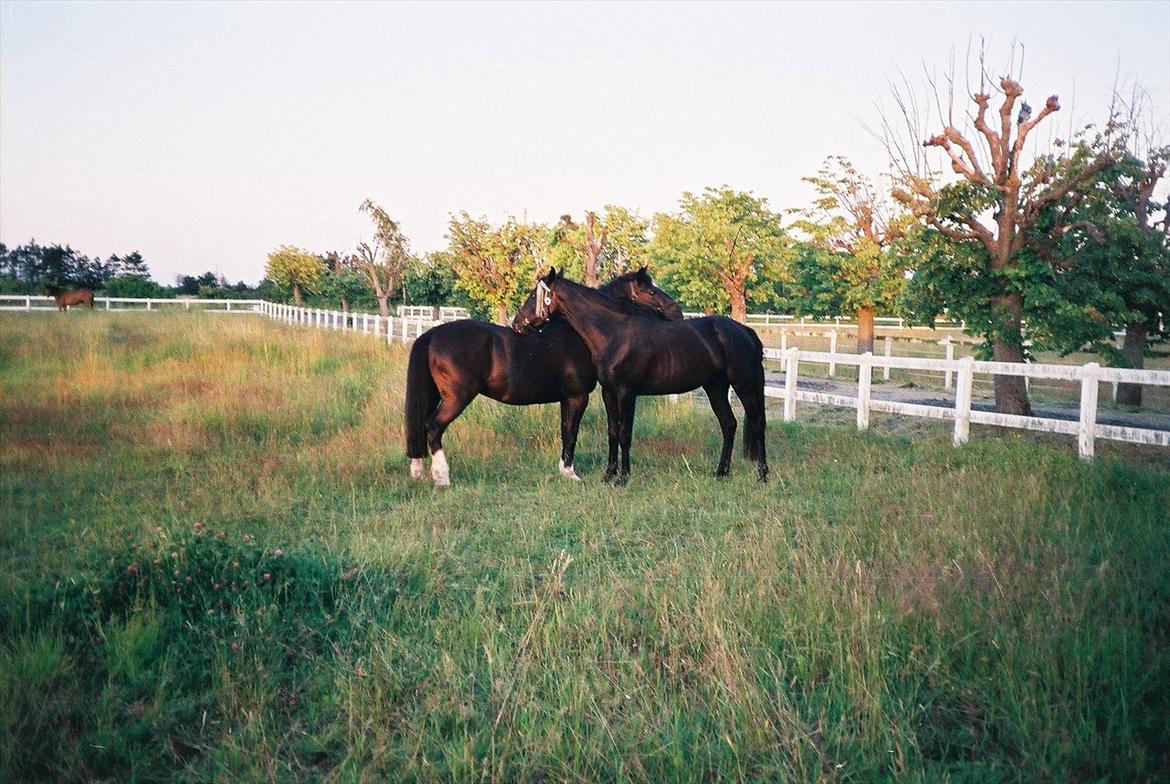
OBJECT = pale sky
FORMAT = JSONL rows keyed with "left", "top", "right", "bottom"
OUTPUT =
{"left": 2, "top": 0, "right": 1167, "bottom": 285}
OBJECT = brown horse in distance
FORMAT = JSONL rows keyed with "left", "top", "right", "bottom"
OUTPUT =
{"left": 44, "top": 284, "right": 95, "bottom": 311}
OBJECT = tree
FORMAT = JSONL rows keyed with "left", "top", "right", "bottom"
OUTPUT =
{"left": 176, "top": 272, "right": 220, "bottom": 295}
{"left": 1037, "top": 135, "right": 1169, "bottom": 404}
{"left": 404, "top": 251, "right": 479, "bottom": 317}
{"left": 445, "top": 213, "right": 544, "bottom": 324}
{"left": 887, "top": 56, "right": 1121, "bottom": 415}
{"left": 651, "top": 187, "right": 790, "bottom": 322}
{"left": 265, "top": 245, "right": 324, "bottom": 306}
{"left": 548, "top": 206, "right": 651, "bottom": 286}
{"left": 356, "top": 199, "right": 412, "bottom": 316}
{"left": 103, "top": 274, "right": 169, "bottom": 298}
{"left": 793, "top": 157, "right": 911, "bottom": 353}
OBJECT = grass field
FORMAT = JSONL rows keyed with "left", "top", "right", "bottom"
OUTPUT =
{"left": 1, "top": 313, "right": 1168, "bottom": 782}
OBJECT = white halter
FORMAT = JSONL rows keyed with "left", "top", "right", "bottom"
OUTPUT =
{"left": 535, "top": 279, "right": 553, "bottom": 319}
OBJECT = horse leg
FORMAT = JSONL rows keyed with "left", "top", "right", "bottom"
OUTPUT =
{"left": 703, "top": 380, "right": 737, "bottom": 477}
{"left": 733, "top": 382, "right": 769, "bottom": 482}
{"left": 601, "top": 386, "right": 621, "bottom": 484}
{"left": 425, "top": 394, "right": 472, "bottom": 486}
{"left": 615, "top": 391, "right": 637, "bottom": 486}
{"left": 559, "top": 395, "right": 588, "bottom": 480}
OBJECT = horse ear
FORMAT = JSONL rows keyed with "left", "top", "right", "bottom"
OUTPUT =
{"left": 636, "top": 266, "right": 651, "bottom": 283}
{"left": 548, "top": 267, "right": 559, "bottom": 281}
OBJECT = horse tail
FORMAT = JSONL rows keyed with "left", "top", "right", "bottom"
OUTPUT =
{"left": 404, "top": 331, "right": 438, "bottom": 459}
{"left": 741, "top": 325, "right": 766, "bottom": 461}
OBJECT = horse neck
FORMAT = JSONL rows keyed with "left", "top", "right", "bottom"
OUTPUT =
{"left": 555, "top": 280, "right": 631, "bottom": 355}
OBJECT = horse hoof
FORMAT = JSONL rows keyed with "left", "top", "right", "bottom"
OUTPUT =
{"left": 430, "top": 450, "right": 450, "bottom": 486}
{"left": 410, "top": 458, "right": 425, "bottom": 480}
{"left": 614, "top": 473, "right": 630, "bottom": 487}
{"left": 558, "top": 460, "right": 582, "bottom": 481}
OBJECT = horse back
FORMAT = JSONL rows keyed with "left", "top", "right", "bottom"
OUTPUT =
{"left": 424, "top": 320, "right": 595, "bottom": 405}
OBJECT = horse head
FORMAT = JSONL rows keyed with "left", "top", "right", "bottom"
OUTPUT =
{"left": 605, "top": 267, "right": 683, "bottom": 321}
{"left": 512, "top": 267, "right": 563, "bottom": 333}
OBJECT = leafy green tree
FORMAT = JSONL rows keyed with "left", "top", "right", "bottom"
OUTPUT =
{"left": 889, "top": 70, "right": 1119, "bottom": 415}
{"left": 445, "top": 214, "right": 544, "bottom": 324}
{"left": 548, "top": 206, "right": 650, "bottom": 286}
{"left": 404, "top": 251, "right": 480, "bottom": 317}
{"left": 1035, "top": 140, "right": 1169, "bottom": 404}
{"left": 793, "top": 157, "right": 911, "bottom": 352}
{"left": 176, "top": 272, "right": 219, "bottom": 295}
{"left": 103, "top": 274, "right": 169, "bottom": 298}
{"left": 265, "top": 245, "right": 325, "bottom": 306}
{"left": 650, "top": 187, "right": 790, "bottom": 321}
{"left": 357, "top": 200, "right": 412, "bottom": 316}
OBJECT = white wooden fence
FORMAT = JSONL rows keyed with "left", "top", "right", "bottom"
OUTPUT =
{"left": 256, "top": 300, "right": 452, "bottom": 344}
{"left": 761, "top": 348, "right": 1170, "bottom": 459}
{"left": 0, "top": 295, "right": 263, "bottom": 312}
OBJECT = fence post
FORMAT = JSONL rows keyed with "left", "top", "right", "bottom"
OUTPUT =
{"left": 953, "top": 356, "right": 975, "bottom": 446}
{"left": 856, "top": 352, "right": 872, "bottom": 431}
{"left": 1078, "top": 362, "right": 1101, "bottom": 460}
{"left": 883, "top": 336, "right": 892, "bottom": 381}
{"left": 226, "top": 301, "right": 232, "bottom": 312}
{"left": 25, "top": 296, "right": 31, "bottom": 310}
{"left": 828, "top": 331, "right": 838, "bottom": 376}
{"left": 147, "top": 300, "right": 152, "bottom": 311}
{"left": 106, "top": 299, "right": 111, "bottom": 310}
{"left": 784, "top": 347, "right": 799, "bottom": 422}
{"left": 943, "top": 337, "right": 955, "bottom": 389}
{"left": 374, "top": 315, "right": 381, "bottom": 338}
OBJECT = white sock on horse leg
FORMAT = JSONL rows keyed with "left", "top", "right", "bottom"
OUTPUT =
{"left": 410, "top": 458, "right": 425, "bottom": 480}
{"left": 431, "top": 450, "right": 450, "bottom": 486}
{"left": 559, "top": 459, "right": 581, "bottom": 481}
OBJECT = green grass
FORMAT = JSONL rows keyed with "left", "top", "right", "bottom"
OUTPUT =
{"left": 1, "top": 313, "right": 1168, "bottom": 782}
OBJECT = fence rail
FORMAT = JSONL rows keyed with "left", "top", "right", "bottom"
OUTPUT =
{"left": 761, "top": 348, "right": 1170, "bottom": 458}
{"left": 0, "top": 295, "right": 264, "bottom": 312}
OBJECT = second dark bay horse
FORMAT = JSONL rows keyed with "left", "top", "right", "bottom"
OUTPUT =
{"left": 404, "top": 269, "right": 682, "bottom": 486}
{"left": 513, "top": 268, "right": 768, "bottom": 485}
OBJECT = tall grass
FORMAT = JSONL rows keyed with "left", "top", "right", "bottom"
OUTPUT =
{"left": 1, "top": 313, "right": 1168, "bottom": 782}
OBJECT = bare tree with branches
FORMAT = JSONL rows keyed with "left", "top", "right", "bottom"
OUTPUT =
{"left": 882, "top": 46, "right": 1121, "bottom": 415}
{"left": 358, "top": 199, "right": 412, "bottom": 317}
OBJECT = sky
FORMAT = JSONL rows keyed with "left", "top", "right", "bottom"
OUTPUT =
{"left": 1, "top": 0, "right": 1168, "bottom": 285}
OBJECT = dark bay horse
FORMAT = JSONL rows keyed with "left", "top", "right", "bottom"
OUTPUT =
{"left": 405, "top": 269, "right": 683, "bottom": 486}
{"left": 44, "top": 284, "right": 95, "bottom": 310}
{"left": 513, "top": 268, "right": 768, "bottom": 485}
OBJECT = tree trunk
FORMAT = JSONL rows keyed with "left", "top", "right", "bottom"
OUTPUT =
{"left": 293, "top": 284, "right": 303, "bottom": 307}
{"left": 989, "top": 292, "right": 1032, "bottom": 416}
{"left": 729, "top": 286, "right": 747, "bottom": 323}
{"left": 341, "top": 294, "right": 350, "bottom": 314}
{"left": 1115, "top": 321, "right": 1147, "bottom": 406}
{"left": 856, "top": 305, "right": 875, "bottom": 355}
{"left": 584, "top": 212, "right": 601, "bottom": 288}
{"left": 377, "top": 297, "right": 390, "bottom": 317}
{"left": 431, "top": 305, "right": 441, "bottom": 321}
{"left": 496, "top": 301, "right": 508, "bottom": 326}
